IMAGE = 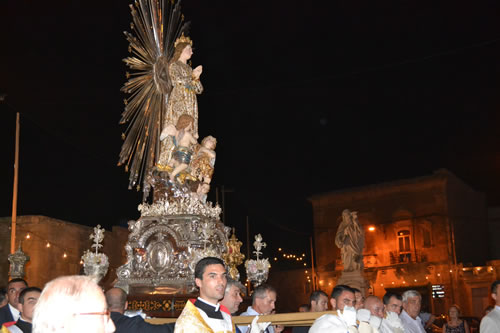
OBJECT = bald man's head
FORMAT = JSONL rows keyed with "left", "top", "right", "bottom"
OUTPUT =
{"left": 105, "top": 287, "right": 128, "bottom": 313}
{"left": 364, "top": 296, "right": 384, "bottom": 318}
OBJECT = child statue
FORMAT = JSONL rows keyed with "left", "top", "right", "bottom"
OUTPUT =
{"left": 160, "top": 114, "right": 198, "bottom": 182}
{"left": 190, "top": 136, "right": 217, "bottom": 184}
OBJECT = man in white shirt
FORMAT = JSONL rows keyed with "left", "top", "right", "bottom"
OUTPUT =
{"left": 480, "top": 280, "right": 500, "bottom": 333}
{"left": 309, "top": 285, "right": 358, "bottom": 333}
{"left": 238, "top": 284, "right": 279, "bottom": 333}
{"left": 380, "top": 292, "right": 404, "bottom": 333}
{"left": 399, "top": 290, "right": 425, "bottom": 333}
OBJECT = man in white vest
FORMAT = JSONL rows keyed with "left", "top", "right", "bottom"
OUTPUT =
{"left": 480, "top": 280, "right": 500, "bottom": 333}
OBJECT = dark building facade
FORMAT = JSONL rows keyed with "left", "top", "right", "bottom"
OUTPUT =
{"left": 310, "top": 169, "right": 496, "bottom": 317}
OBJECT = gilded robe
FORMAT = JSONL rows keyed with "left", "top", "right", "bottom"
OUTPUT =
{"left": 165, "top": 61, "right": 203, "bottom": 136}
{"left": 174, "top": 299, "right": 235, "bottom": 333}
{"left": 158, "top": 61, "right": 203, "bottom": 167}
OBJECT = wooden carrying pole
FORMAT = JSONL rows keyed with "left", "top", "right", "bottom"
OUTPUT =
{"left": 146, "top": 310, "right": 338, "bottom": 327}
{"left": 11, "top": 112, "right": 20, "bottom": 254}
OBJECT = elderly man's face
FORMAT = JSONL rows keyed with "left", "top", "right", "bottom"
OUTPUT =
{"left": 403, "top": 296, "right": 421, "bottom": 319}
{"left": 365, "top": 297, "right": 384, "bottom": 318}
{"left": 220, "top": 284, "right": 243, "bottom": 314}
{"left": 254, "top": 290, "right": 276, "bottom": 315}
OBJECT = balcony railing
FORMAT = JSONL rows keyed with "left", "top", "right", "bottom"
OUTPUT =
{"left": 390, "top": 250, "right": 428, "bottom": 265}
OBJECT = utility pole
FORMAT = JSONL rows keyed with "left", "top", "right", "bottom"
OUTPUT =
{"left": 11, "top": 112, "right": 20, "bottom": 254}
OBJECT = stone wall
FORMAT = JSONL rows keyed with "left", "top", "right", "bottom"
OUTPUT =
{"left": 0, "top": 216, "right": 128, "bottom": 290}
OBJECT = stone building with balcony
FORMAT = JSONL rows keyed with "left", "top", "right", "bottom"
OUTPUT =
{"left": 310, "top": 169, "right": 496, "bottom": 317}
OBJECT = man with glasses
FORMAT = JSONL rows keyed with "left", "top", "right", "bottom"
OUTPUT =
{"left": 32, "top": 275, "right": 115, "bottom": 333}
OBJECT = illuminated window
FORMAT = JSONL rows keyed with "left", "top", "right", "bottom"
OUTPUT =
{"left": 397, "top": 230, "right": 411, "bottom": 262}
{"left": 398, "top": 230, "right": 410, "bottom": 252}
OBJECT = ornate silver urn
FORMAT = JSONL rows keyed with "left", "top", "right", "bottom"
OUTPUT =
{"left": 81, "top": 225, "right": 109, "bottom": 283}
{"left": 245, "top": 234, "right": 271, "bottom": 287}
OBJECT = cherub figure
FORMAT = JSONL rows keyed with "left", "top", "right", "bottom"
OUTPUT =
{"left": 190, "top": 135, "right": 217, "bottom": 184}
{"left": 160, "top": 114, "right": 198, "bottom": 182}
{"left": 195, "top": 182, "right": 210, "bottom": 203}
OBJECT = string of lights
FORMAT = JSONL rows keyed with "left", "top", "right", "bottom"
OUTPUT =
{"left": 15, "top": 227, "right": 86, "bottom": 264}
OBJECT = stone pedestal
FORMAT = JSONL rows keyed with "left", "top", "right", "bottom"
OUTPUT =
{"left": 336, "top": 270, "right": 369, "bottom": 295}
{"left": 116, "top": 214, "right": 229, "bottom": 295}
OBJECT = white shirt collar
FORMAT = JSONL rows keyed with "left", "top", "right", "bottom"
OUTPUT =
{"left": 197, "top": 297, "right": 220, "bottom": 311}
{"left": 9, "top": 304, "right": 20, "bottom": 321}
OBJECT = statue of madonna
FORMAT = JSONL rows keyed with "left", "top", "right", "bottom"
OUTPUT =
{"left": 157, "top": 34, "right": 203, "bottom": 168}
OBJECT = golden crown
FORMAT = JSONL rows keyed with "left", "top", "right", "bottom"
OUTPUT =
{"left": 174, "top": 33, "right": 193, "bottom": 48}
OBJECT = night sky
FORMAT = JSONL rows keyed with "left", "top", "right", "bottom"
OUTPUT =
{"left": 1, "top": 0, "right": 500, "bottom": 261}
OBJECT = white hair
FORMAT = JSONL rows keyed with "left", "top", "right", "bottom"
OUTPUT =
{"left": 32, "top": 275, "right": 104, "bottom": 333}
{"left": 224, "top": 278, "right": 245, "bottom": 295}
{"left": 402, "top": 290, "right": 421, "bottom": 303}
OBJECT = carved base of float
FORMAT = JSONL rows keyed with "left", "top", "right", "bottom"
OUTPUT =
{"left": 116, "top": 214, "right": 230, "bottom": 302}
{"left": 126, "top": 293, "right": 193, "bottom": 318}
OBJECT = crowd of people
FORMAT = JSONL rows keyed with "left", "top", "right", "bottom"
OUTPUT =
{"left": 0, "top": 258, "right": 499, "bottom": 333}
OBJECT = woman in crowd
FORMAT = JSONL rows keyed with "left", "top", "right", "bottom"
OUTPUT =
{"left": 442, "top": 304, "right": 470, "bottom": 333}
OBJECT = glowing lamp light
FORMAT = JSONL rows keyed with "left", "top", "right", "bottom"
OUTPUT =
{"left": 46, "top": 242, "right": 51, "bottom": 248}
{"left": 79, "top": 260, "right": 83, "bottom": 265}
{"left": 26, "top": 234, "right": 30, "bottom": 239}
{"left": 278, "top": 248, "right": 282, "bottom": 251}
{"left": 437, "top": 273, "right": 441, "bottom": 277}
{"left": 368, "top": 226, "right": 375, "bottom": 231}
{"left": 63, "top": 253, "right": 67, "bottom": 258}
{"left": 303, "top": 263, "right": 306, "bottom": 266}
